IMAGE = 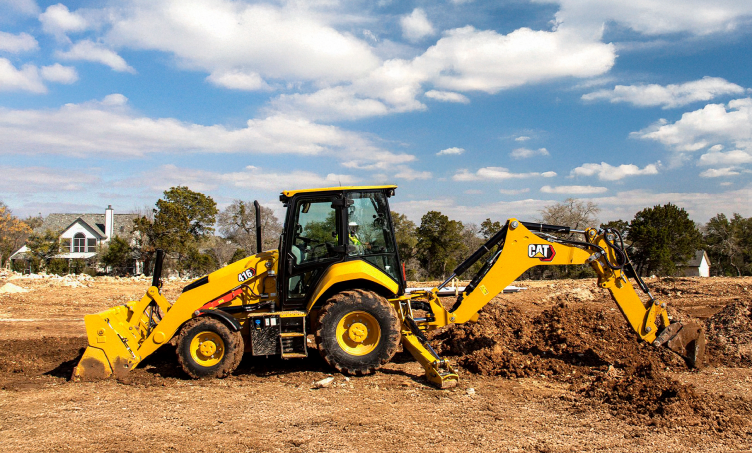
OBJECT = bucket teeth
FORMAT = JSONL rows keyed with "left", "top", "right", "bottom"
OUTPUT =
{"left": 654, "top": 322, "right": 706, "bottom": 368}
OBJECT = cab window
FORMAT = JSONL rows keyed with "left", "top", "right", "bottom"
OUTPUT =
{"left": 346, "top": 192, "right": 399, "bottom": 281}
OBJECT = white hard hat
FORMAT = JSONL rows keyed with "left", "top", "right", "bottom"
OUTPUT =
{"left": 349, "top": 221, "right": 358, "bottom": 227}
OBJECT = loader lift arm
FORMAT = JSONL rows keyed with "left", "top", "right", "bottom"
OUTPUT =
{"left": 396, "top": 219, "right": 706, "bottom": 388}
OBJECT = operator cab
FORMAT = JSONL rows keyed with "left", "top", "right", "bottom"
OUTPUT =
{"left": 277, "top": 186, "right": 404, "bottom": 310}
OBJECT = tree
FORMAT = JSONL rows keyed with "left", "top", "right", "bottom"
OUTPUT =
{"left": 229, "top": 248, "right": 248, "bottom": 264}
{"left": 704, "top": 213, "right": 751, "bottom": 276}
{"left": 217, "top": 200, "right": 282, "bottom": 254}
{"left": 537, "top": 199, "right": 600, "bottom": 279}
{"left": 133, "top": 186, "right": 218, "bottom": 276}
{"left": 389, "top": 211, "right": 420, "bottom": 280}
{"left": 0, "top": 204, "right": 32, "bottom": 267}
{"left": 100, "top": 236, "right": 134, "bottom": 275}
{"left": 415, "top": 211, "right": 465, "bottom": 279}
{"left": 480, "top": 218, "right": 502, "bottom": 239}
{"left": 26, "top": 229, "right": 61, "bottom": 273}
{"left": 204, "top": 236, "right": 238, "bottom": 268}
{"left": 629, "top": 203, "right": 702, "bottom": 276}
{"left": 540, "top": 198, "right": 600, "bottom": 230}
{"left": 601, "top": 219, "right": 629, "bottom": 236}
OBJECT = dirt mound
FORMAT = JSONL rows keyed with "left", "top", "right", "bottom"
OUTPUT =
{"left": 0, "top": 283, "right": 30, "bottom": 294}
{"left": 0, "top": 337, "right": 86, "bottom": 389}
{"left": 580, "top": 359, "right": 710, "bottom": 426}
{"left": 429, "top": 300, "right": 744, "bottom": 425}
{"left": 705, "top": 298, "right": 752, "bottom": 366}
{"left": 432, "top": 300, "right": 682, "bottom": 380}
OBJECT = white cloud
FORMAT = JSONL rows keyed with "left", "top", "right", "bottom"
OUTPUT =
{"left": 634, "top": 98, "right": 752, "bottom": 153}
{"left": 392, "top": 167, "right": 432, "bottom": 180}
{"left": 424, "top": 90, "right": 470, "bottom": 103}
{"left": 130, "top": 164, "right": 357, "bottom": 193}
{"left": 56, "top": 40, "right": 136, "bottom": 73}
{"left": 499, "top": 188, "right": 530, "bottom": 195}
{"left": 392, "top": 186, "right": 752, "bottom": 225}
{"left": 539, "top": 0, "right": 752, "bottom": 36}
{"left": 582, "top": 77, "right": 747, "bottom": 109}
{"left": 40, "top": 63, "right": 78, "bottom": 84}
{"left": 453, "top": 167, "right": 556, "bottom": 181}
{"left": 437, "top": 147, "right": 465, "bottom": 156}
{"left": 39, "top": 3, "right": 88, "bottom": 39}
{"left": 540, "top": 185, "right": 607, "bottom": 194}
{"left": 271, "top": 25, "right": 615, "bottom": 121}
{"left": 0, "top": 95, "right": 414, "bottom": 168}
{"left": 570, "top": 162, "right": 660, "bottom": 180}
{"left": 400, "top": 8, "right": 435, "bottom": 43}
{"left": 698, "top": 149, "right": 752, "bottom": 166}
{"left": 1, "top": 0, "right": 40, "bottom": 15}
{"left": 514, "top": 136, "right": 531, "bottom": 142}
{"left": 107, "top": 0, "right": 380, "bottom": 85}
{"left": 699, "top": 167, "right": 740, "bottom": 178}
{"left": 414, "top": 26, "right": 615, "bottom": 94}
{"left": 591, "top": 187, "right": 752, "bottom": 221}
{"left": 510, "top": 147, "right": 549, "bottom": 159}
{"left": 0, "top": 165, "right": 95, "bottom": 192}
{"left": 0, "top": 31, "right": 39, "bottom": 53}
{"left": 0, "top": 58, "right": 45, "bottom": 93}
{"left": 270, "top": 86, "right": 391, "bottom": 122}
{"left": 206, "top": 70, "right": 271, "bottom": 91}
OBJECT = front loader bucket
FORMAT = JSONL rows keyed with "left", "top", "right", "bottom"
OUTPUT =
{"left": 72, "top": 302, "right": 145, "bottom": 380}
{"left": 653, "top": 321, "right": 706, "bottom": 368}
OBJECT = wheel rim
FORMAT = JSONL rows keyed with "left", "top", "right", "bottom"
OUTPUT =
{"left": 335, "top": 311, "right": 381, "bottom": 356}
{"left": 189, "top": 331, "right": 225, "bottom": 367}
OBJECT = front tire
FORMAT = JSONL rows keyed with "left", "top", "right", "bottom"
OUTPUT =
{"left": 176, "top": 317, "right": 244, "bottom": 378}
{"left": 315, "top": 290, "right": 400, "bottom": 375}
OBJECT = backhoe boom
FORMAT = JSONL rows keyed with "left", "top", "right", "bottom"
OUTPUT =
{"left": 396, "top": 219, "right": 706, "bottom": 388}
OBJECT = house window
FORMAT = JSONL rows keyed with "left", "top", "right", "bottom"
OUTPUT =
{"left": 87, "top": 238, "right": 97, "bottom": 252}
{"left": 73, "top": 233, "right": 87, "bottom": 253}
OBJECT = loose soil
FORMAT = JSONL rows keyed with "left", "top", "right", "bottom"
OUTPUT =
{"left": 0, "top": 273, "right": 750, "bottom": 452}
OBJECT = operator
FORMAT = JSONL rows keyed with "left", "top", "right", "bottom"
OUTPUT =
{"left": 348, "top": 221, "right": 367, "bottom": 254}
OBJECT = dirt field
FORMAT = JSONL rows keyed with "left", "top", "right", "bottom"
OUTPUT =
{"left": 1, "top": 273, "right": 751, "bottom": 452}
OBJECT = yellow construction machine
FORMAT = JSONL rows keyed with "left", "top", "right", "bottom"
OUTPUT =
{"left": 73, "top": 186, "right": 706, "bottom": 388}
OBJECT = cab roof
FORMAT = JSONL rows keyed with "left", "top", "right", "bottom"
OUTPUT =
{"left": 281, "top": 185, "right": 397, "bottom": 199}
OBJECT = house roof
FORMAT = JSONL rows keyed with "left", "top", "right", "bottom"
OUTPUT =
{"left": 686, "top": 250, "right": 710, "bottom": 267}
{"left": 36, "top": 213, "right": 140, "bottom": 238}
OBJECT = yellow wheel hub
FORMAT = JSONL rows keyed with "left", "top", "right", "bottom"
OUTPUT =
{"left": 336, "top": 311, "right": 381, "bottom": 356}
{"left": 190, "top": 331, "right": 225, "bottom": 367}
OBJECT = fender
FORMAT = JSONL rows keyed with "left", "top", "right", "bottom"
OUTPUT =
{"left": 195, "top": 309, "right": 242, "bottom": 331}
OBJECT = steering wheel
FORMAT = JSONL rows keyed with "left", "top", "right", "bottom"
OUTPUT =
{"left": 296, "top": 236, "right": 313, "bottom": 246}
{"left": 309, "top": 242, "right": 328, "bottom": 258}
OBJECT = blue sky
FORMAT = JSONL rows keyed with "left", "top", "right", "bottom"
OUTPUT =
{"left": 1, "top": 0, "right": 751, "bottom": 227}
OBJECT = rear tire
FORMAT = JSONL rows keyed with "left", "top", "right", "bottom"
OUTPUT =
{"left": 176, "top": 317, "right": 244, "bottom": 378}
{"left": 315, "top": 290, "right": 400, "bottom": 375}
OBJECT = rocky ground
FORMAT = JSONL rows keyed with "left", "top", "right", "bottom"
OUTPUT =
{"left": 0, "top": 271, "right": 750, "bottom": 452}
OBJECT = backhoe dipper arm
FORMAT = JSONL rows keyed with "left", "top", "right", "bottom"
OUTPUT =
{"left": 432, "top": 219, "right": 705, "bottom": 368}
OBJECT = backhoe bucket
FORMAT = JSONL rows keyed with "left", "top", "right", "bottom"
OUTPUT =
{"left": 653, "top": 322, "right": 706, "bottom": 368}
{"left": 72, "top": 302, "right": 146, "bottom": 380}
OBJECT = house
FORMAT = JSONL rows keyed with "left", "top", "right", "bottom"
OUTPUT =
{"left": 9, "top": 206, "right": 142, "bottom": 274}
{"left": 680, "top": 250, "right": 711, "bottom": 277}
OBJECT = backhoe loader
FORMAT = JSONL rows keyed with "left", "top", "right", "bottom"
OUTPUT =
{"left": 73, "top": 185, "right": 706, "bottom": 388}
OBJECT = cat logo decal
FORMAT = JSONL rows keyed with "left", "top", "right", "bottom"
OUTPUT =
{"left": 528, "top": 244, "right": 556, "bottom": 262}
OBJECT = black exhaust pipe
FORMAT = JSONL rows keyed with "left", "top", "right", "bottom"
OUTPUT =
{"left": 151, "top": 249, "right": 165, "bottom": 288}
{"left": 254, "top": 200, "right": 262, "bottom": 253}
